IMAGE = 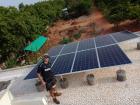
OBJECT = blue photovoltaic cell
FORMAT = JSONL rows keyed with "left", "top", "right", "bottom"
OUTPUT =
{"left": 52, "top": 53, "right": 75, "bottom": 75}
{"left": 78, "top": 38, "right": 95, "bottom": 51}
{"left": 60, "top": 42, "right": 78, "bottom": 54}
{"left": 48, "top": 45, "right": 64, "bottom": 57}
{"left": 24, "top": 57, "right": 56, "bottom": 80}
{"left": 111, "top": 31, "right": 139, "bottom": 42}
{"left": 72, "top": 49, "right": 98, "bottom": 72}
{"left": 95, "top": 35, "right": 115, "bottom": 47}
{"left": 50, "top": 57, "right": 57, "bottom": 64}
{"left": 98, "top": 45, "right": 131, "bottom": 67}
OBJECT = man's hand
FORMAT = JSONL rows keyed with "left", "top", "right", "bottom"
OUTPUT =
{"left": 52, "top": 84, "right": 56, "bottom": 88}
{"left": 40, "top": 81, "right": 46, "bottom": 91}
{"left": 41, "top": 81, "right": 46, "bottom": 87}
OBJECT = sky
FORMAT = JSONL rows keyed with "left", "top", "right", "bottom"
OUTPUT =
{"left": 0, "top": 0, "right": 44, "bottom": 7}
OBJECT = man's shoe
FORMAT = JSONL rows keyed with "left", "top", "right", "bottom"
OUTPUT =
{"left": 53, "top": 98, "right": 60, "bottom": 104}
{"left": 54, "top": 92, "right": 62, "bottom": 96}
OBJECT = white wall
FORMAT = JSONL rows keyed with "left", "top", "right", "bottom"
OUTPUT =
{"left": 0, "top": 65, "right": 35, "bottom": 81}
{"left": 0, "top": 89, "right": 47, "bottom": 105}
{"left": 0, "top": 91, "right": 13, "bottom": 105}
{"left": 0, "top": 79, "right": 48, "bottom": 105}
{"left": 12, "top": 96, "right": 47, "bottom": 105}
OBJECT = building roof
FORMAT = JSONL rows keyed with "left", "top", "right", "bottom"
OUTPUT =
{"left": 24, "top": 36, "right": 47, "bottom": 52}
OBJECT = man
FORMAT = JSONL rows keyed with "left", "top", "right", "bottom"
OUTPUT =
{"left": 37, "top": 55, "right": 62, "bottom": 104}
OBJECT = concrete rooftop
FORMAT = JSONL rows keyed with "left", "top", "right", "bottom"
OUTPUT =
{"left": 7, "top": 32, "right": 140, "bottom": 105}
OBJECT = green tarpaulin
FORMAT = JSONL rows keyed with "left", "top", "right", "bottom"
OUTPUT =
{"left": 24, "top": 36, "right": 47, "bottom": 52}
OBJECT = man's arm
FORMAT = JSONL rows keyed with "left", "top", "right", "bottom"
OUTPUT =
{"left": 37, "top": 73, "right": 46, "bottom": 85}
{"left": 37, "top": 64, "right": 46, "bottom": 86}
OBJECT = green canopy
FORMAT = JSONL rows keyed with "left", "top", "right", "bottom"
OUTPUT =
{"left": 24, "top": 36, "right": 47, "bottom": 52}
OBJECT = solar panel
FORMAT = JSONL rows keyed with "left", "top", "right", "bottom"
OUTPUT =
{"left": 98, "top": 45, "right": 131, "bottom": 67}
{"left": 72, "top": 49, "right": 98, "bottom": 72}
{"left": 52, "top": 53, "right": 75, "bottom": 75}
{"left": 60, "top": 42, "right": 78, "bottom": 54}
{"left": 25, "top": 31, "right": 136, "bottom": 79}
{"left": 50, "top": 57, "right": 57, "bottom": 64}
{"left": 95, "top": 35, "right": 115, "bottom": 47}
{"left": 24, "top": 67, "right": 37, "bottom": 80}
{"left": 24, "top": 57, "right": 56, "bottom": 80}
{"left": 78, "top": 38, "right": 95, "bottom": 51}
{"left": 48, "top": 45, "right": 64, "bottom": 57}
{"left": 111, "top": 31, "right": 139, "bottom": 42}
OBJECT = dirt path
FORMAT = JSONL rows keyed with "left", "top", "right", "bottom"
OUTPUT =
{"left": 91, "top": 9, "right": 114, "bottom": 35}
{"left": 92, "top": 9, "right": 140, "bottom": 34}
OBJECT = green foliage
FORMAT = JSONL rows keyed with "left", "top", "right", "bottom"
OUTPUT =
{"left": 73, "top": 33, "right": 81, "bottom": 39}
{"left": 59, "top": 37, "right": 73, "bottom": 44}
{"left": 128, "top": 5, "right": 140, "bottom": 20}
{"left": 65, "top": 0, "right": 93, "bottom": 18}
{"left": 19, "top": 3, "right": 24, "bottom": 10}
{"left": 5, "top": 58, "right": 17, "bottom": 68}
{"left": 0, "top": 0, "right": 65, "bottom": 63}
{"left": 95, "top": 0, "right": 140, "bottom": 24}
{"left": 107, "top": 4, "right": 129, "bottom": 24}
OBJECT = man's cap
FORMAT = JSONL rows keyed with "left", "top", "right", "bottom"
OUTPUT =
{"left": 43, "top": 54, "right": 50, "bottom": 59}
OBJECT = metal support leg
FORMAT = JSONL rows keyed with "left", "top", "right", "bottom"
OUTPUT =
{"left": 59, "top": 75, "right": 68, "bottom": 89}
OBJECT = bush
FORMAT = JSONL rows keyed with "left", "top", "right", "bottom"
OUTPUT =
{"left": 73, "top": 33, "right": 81, "bottom": 39}
{"left": 59, "top": 37, "right": 73, "bottom": 44}
{"left": 66, "top": 0, "right": 93, "bottom": 18}
{"left": 95, "top": 0, "right": 140, "bottom": 25}
{"left": 0, "top": 0, "right": 65, "bottom": 66}
{"left": 5, "top": 58, "right": 17, "bottom": 69}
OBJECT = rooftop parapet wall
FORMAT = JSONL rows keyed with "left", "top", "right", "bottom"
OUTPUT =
{"left": 0, "top": 65, "right": 35, "bottom": 81}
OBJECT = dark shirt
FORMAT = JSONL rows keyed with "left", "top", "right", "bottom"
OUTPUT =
{"left": 37, "top": 62, "right": 54, "bottom": 82}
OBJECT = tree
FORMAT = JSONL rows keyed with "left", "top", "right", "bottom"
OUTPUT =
{"left": 128, "top": 5, "right": 140, "bottom": 20}
{"left": 19, "top": 3, "right": 24, "bottom": 10}
{"left": 65, "top": 0, "right": 93, "bottom": 18}
{"left": 107, "top": 4, "right": 129, "bottom": 27}
{"left": 95, "top": 0, "right": 140, "bottom": 26}
{"left": 0, "top": 0, "right": 65, "bottom": 63}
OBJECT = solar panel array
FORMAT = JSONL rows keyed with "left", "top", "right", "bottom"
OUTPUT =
{"left": 50, "top": 44, "right": 131, "bottom": 75}
{"left": 25, "top": 31, "right": 138, "bottom": 79}
{"left": 49, "top": 31, "right": 139, "bottom": 57}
